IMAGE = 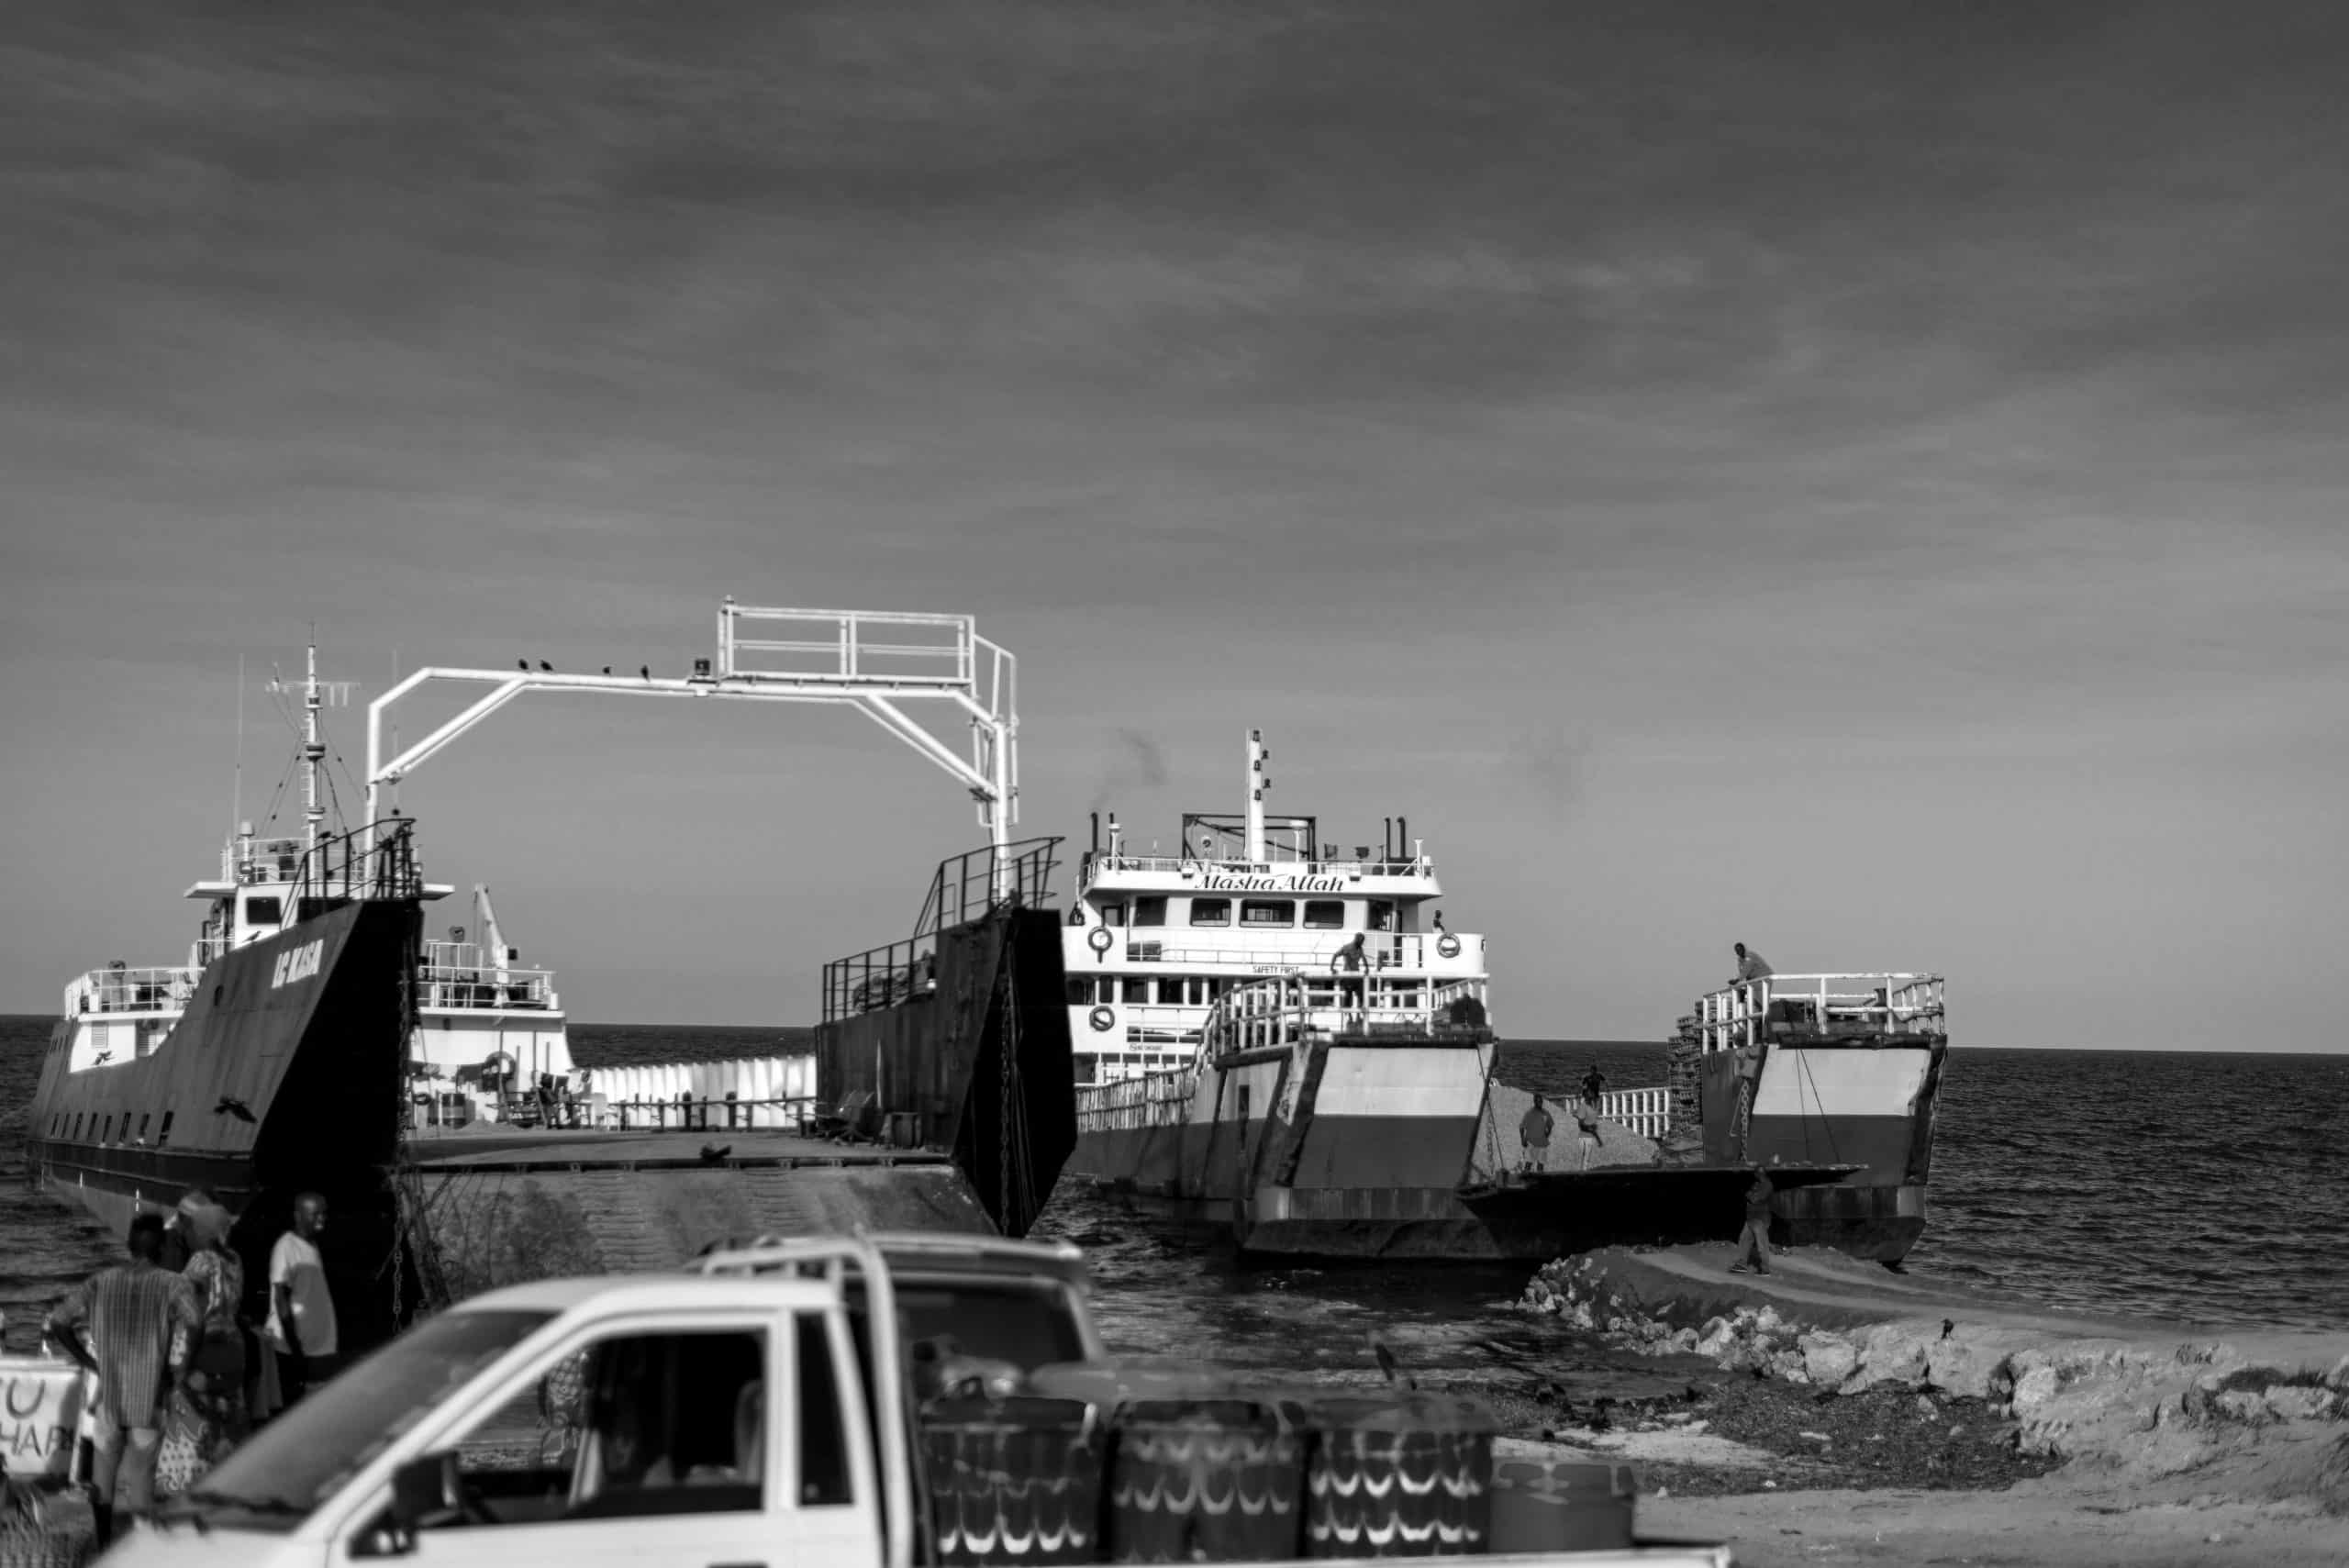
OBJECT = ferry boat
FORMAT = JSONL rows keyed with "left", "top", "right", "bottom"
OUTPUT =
{"left": 27, "top": 849, "right": 427, "bottom": 1353}
{"left": 1063, "top": 731, "right": 1501, "bottom": 1256}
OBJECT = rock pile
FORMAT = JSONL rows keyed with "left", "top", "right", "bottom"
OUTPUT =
{"left": 1521, "top": 1253, "right": 2349, "bottom": 1497}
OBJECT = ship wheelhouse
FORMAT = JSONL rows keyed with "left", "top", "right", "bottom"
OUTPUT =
{"left": 1062, "top": 730, "right": 1490, "bottom": 1084}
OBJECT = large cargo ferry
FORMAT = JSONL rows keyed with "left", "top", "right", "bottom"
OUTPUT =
{"left": 1063, "top": 731, "right": 1502, "bottom": 1255}
{"left": 26, "top": 814, "right": 429, "bottom": 1350}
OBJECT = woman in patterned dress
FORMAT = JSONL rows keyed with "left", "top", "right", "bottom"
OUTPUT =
{"left": 156, "top": 1193, "right": 248, "bottom": 1496}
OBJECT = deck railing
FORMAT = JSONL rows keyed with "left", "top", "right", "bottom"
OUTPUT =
{"left": 824, "top": 837, "right": 1061, "bottom": 1022}
{"left": 1074, "top": 1063, "right": 1201, "bottom": 1132}
{"left": 821, "top": 935, "right": 941, "bottom": 1024}
{"left": 290, "top": 817, "right": 426, "bottom": 906}
{"left": 1201, "top": 972, "right": 1491, "bottom": 1061}
{"left": 421, "top": 1054, "right": 821, "bottom": 1135}
{"left": 66, "top": 967, "right": 199, "bottom": 1016}
{"left": 1693, "top": 972, "right": 1944, "bottom": 1054}
{"left": 417, "top": 962, "right": 559, "bottom": 1013}
{"left": 1598, "top": 1085, "right": 1674, "bottom": 1140}
{"left": 1083, "top": 852, "right": 1434, "bottom": 882}
{"left": 1108, "top": 932, "right": 1479, "bottom": 970}
{"left": 914, "top": 837, "right": 1061, "bottom": 939}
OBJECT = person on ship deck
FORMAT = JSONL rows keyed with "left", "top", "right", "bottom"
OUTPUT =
{"left": 1330, "top": 931, "right": 1368, "bottom": 1018}
{"left": 1733, "top": 942, "right": 1773, "bottom": 984}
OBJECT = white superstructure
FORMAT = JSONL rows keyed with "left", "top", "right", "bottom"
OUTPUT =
{"left": 1062, "top": 729, "right": 1491, "bottom": 1084}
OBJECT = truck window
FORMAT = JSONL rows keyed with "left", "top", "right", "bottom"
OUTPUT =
{"left": 795, "top": 1312, "right": 853, "bottom": 1507}
{"left": 417, "top": 1327, "right": 768, "bottom": 1529}
{"left": 184, "top": 1309, "right": 552, "bottom": 1531}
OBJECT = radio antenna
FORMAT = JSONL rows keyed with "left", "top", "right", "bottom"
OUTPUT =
{"left": 231, "top": 651, "right": 245, "bottom": 837}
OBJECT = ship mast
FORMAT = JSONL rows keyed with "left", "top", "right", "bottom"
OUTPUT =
{"left": 1246, "top": 728, "right": 1267, "bottom": 862}
{"left": 301, "top": 637, "right": 327, "bottom": 860}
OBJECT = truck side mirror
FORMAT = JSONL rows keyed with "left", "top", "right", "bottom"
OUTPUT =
{"left": 388, "top": 1451, "right": 462, "bottom": 1531}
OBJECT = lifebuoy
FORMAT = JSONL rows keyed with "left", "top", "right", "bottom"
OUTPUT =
{"left": 1088, "top": 1006, "right": 1116, "bottom": 1032}
{"left": 1087, "top": 927, "right": 1114, "bottom": 955}
{"left": 1436, "top": 933, "right": 1462, "bottom": 959}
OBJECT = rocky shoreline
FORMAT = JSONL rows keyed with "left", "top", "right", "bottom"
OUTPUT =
{"left": 1499, "top": 1241, "right": 2349, "bottom": 1562}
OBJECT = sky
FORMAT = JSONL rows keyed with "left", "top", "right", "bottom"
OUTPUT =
{"left": 3, "top": 3, "right": 2345, "bottom": 1049}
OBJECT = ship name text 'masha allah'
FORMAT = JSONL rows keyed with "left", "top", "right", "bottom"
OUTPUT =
{"left": 1063, "top": 730, "right": 1503, "bottom": 1256}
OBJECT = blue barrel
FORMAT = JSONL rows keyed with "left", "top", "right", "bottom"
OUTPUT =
{"left": 918, "top": 1396, "right": 1104, "bottom": 1566}
{"left": 1487, "top": 1458, "right": 1635, "bottom": 1554}
{"left": 1102, "top": 1398, "right": 1304, "bottom": 1564}
{"left": 1294, "top": 1393, "right": 1494, "bottom": 1558}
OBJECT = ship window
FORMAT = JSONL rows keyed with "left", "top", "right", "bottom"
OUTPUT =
{"left": 245, "top": 895, "right": 283, "bottom": 927}
{"left": 1241, "top": 899, "right": 1294, "bottom": 927}
{"left": 1098, "top": 902, "right": 1126, "bottom": 928}
{"left": 101, "top": 1116, "right": 113, "bottom": 1143}
{"left": 1369, "top": 901, "right": 1396, "bottom": 932}
{"left": 1064, "top": 979, "right": 1092, "bottom": 1006}
{"left": 1073, "top": 1056, "right": 1097, "bottom": 1085}
{"left": 1188, "top": 898, "right": 1230, "bottom": 927}
{"left": 137, "top": 1114, "right": 150, "bottom": 1143}
{"left": 1132, "top": 896, "right": 1168, "bottom": 928}
{"left": 157, "top": 1113, "right": 173, "bottom": 1147}
{"left": 1302, "top": 900, "right": 1346, "bottom": 929}
{"left": 1121, "top": 978, "right": 1149, "bottom": 1005}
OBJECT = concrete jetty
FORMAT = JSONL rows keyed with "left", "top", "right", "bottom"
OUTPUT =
{"left": 1523, "top": 1243, "right": 2349, "bottom": 1514}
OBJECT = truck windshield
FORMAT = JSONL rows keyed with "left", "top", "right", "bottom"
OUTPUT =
{"left": 169, "top": 1309, "right": 554, "bottom": 1530}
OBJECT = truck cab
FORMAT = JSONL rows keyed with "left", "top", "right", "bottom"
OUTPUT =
{"left": 119, "top": 1234, "right": 1097, "bottom": 1568}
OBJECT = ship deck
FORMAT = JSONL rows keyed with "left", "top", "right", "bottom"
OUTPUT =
{"left": 406, "top": 1126, "right": 949, "bottom": 1173}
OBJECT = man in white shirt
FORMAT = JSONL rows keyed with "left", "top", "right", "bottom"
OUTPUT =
{"left": 266, "top": 1191, "right": 339, "bottom": 1404}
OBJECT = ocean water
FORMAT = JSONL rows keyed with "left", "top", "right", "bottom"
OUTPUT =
{"left": 5, "top": 1017, "right": 2343, "bottom": 1372}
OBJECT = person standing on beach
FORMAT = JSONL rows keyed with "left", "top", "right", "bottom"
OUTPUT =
{"left": 266, "top": 1193, "right": 339, "bottom": 1405}
{"left": 1731, "top": 1167, "right": 1776, "bottom": 1275}
{"left": 1733, "top": 942, "right": 1773, "bottom": 984}
{"left": 46, "top": 1212, "right": 199, "bottom": 1545}
{"left": 1573, "top": 1090, "right": 1605, "bottom": 1170}
{"left": 159, "top": 1193, "right": 249, "bottom": 1495}
{"left": 1518, "top": 1094, "right": 1553, "bottom": 1173}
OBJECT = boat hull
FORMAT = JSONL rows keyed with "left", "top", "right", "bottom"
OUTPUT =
{"left": 816, "top": 905, "right": 1075, "bottom": 1239}
{"left": 1069, "top": 1029, "right": 1496, "bottom": 1258}
{"left": 26, "top": 897, "right": 423, "bottom": 1351}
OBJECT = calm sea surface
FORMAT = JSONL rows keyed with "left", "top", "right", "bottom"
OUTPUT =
{"left": 6, "top": 1018, "right": 2343, "bottom": 1373}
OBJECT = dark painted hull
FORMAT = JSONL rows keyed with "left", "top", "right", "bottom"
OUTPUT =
{"left": 24, "top": 898, "right": 423, "bottom": 1351}
{"left": 816, "top": 906, "right": 1074, "bottom": 1239}
{"left": 1069, "top": 1031, "right": 1496, "bottom": 1259}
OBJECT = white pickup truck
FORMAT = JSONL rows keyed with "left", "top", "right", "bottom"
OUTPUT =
{"left": 113, "top": 1234, "right": 1730, "bottom": 1568}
